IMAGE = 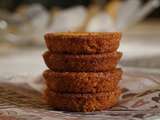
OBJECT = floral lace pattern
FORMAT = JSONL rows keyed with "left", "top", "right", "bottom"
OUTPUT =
{"left": 0, "top": 67, "right": 160, "bottom": 120}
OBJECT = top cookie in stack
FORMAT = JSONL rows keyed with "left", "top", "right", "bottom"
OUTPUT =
{"left": 43, "top": 32, "right": 122, "bottom": 112}
{"left": 44, "top": 32, "right": 121, "bottom": 54}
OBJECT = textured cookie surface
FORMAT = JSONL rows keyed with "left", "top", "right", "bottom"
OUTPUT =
{"left": 43, "top": 68, "right": 122, "bottom": 93}
{"left": 43, "top": 51, "right": 122, "bottom": 72}
{"left": 44, "top": 32, "right": 121, "bottom": 54}
{"left": 44, "top": 88, "right": 121, "bottom": 112}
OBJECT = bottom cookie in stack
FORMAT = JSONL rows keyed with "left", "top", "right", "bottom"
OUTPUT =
{"left": 44, "top": 88, "right": 121, "bottom": 112}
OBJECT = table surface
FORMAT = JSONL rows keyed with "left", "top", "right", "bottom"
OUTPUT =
{"left": 0, "top": 67, "right": 160, "bottom": 120}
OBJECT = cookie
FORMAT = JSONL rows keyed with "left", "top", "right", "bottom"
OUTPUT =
{"left": 44, "top": 32, "right": 121, "bottom": 54}
{"left": 43, "top": 51, "right": 122, "bottom": 72}
{"left": 43, "top": 68, "right": 122, "bottom": 93}
{"left": 44, "top": 88, "right": 121, "bottom": 112}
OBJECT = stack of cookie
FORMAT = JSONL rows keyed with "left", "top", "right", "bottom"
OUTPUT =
{"left": 43, "top": 32, "right": 122, "bottom": 112}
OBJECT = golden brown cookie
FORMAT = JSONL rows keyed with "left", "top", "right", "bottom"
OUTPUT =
{"left": 43, "top": 68, "right": 122, "bottom": 93}
{"left": 43, "top": 51, "right": 122, "bottom": 72}
{"left": 44, "top": 32, "right": 121, "bottom": 54}
{"left": 44, "top": 88, "right": 121, "bottom": 112}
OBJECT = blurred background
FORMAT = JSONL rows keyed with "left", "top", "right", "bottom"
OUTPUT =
{"left": 0, "top": 0, "right": 160, "bottom": 76}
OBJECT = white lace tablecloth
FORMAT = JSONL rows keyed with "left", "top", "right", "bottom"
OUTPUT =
{"left": 0, "top": 67, "right": 160, "bottom": 120}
